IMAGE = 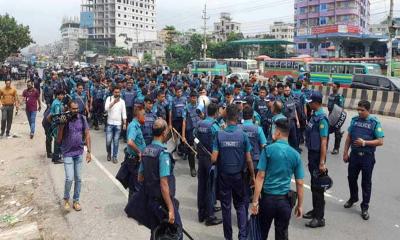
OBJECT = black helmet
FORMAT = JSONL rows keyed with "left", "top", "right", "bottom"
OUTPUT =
{"left": 312, "top": 169, "right": 333, "bottom": 191}
{"left": 152, "top": 222, "right": 182, "bottom": 240}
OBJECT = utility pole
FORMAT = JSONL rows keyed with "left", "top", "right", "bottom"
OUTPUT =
{"left": 202, "top": 4, "right": 209, "bottom": 61}
{"left": 387, "top": 0, "right": 394, "bottom": 77}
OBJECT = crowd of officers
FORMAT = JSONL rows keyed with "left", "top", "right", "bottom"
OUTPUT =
{"left": 38, "top": 65, "right": 384, "bottom": 240}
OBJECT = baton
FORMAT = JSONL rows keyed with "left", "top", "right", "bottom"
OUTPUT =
{"left": 172, "top": 128, "right": 197, "bottom": 155}
{"left": 194, "top": 138, "right": 212, "bottom": 157}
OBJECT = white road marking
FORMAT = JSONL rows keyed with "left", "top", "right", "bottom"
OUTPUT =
{"left": 291, "top": 179, "right": 345, "bottom": 202}
{"left": 395, "top": 224, "right": 399, "bottom": 228}
{"left": 88, "top": 149, "right": 129, "bottom": 198}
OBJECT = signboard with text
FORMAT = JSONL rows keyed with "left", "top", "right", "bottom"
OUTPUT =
{"left": 311, "top": 25, "right": 360, "bottom": 35}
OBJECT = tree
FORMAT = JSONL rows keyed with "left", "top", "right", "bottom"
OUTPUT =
{"left": 143, "top": 52, "right": 153, "bottom": 65}
{"left": 187, "top": 33, "right": 203, "bottom": 60}
{"left": 0, "top": 14, "right": 34, "bottom": 62}
{"left": 163, "top": 25, "right": 178, "bottom": 46}
{"left": 165, "top": 44, "right": 192, "bottom": 70}
{"left": 108, "top": 47, "right": 129, "bottom": 56}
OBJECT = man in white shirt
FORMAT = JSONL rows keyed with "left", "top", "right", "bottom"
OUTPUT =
{"left": 105, "top": 86, "right": 127, "bottom": 163}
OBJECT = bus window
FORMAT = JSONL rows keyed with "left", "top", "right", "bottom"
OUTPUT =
{"left": 310, "top": 64, "right": 316, "bottom": 72}
{"left": 354, "top": 67, "right": 365, "bottom": 74}
{"left": 280, "top": 61, "right": 287, "bottom": 68}
{"left": 242, "top": 62, "right": 247, "bottom": 70}
{"left": 323, "top": 65, "right": 331, "bottom": 73}
{"left": 346, "top": 65, "right": 354, "bottom": 74}
{"left": 336, "top": 65, "right": 345, "bottom": 74}
{"left": 287, "top": 61, "right": 293, "bottom": 69}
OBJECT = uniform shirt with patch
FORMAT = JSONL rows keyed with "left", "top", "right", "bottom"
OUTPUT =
{"left": 139, "top": 140, "right": 171, "bottom": 177}
{"left": 348, "top": 116, "right": 384, "bottom": 139}
{"left": 242, "top": 119, "right": 267, "bottom": 146}
{"left": 314, "top": 108, "right": 329, "bottom": 137}
{"left": 127, "top": 119, "right": 146, "bottom": 157}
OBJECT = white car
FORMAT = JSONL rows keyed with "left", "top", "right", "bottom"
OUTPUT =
{"left": 226, "top": 72, "right": 250, "bottom": 82}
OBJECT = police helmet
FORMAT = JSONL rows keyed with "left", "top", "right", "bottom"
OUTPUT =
{"left": 152, "top": 222, "right": 182, "bottom": 240}
{"left": 312, "top": 169, "right": 333, "bottom": 191}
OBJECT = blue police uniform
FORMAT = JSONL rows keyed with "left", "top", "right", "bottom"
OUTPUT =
{"left": 154, "top": 99, "right": 168, "bottom": 120}
{"left": 242, "top": 119, "right": 267, "bottom": 170}
{"left": 50, "top": 98, "right": 63, "bottom": 161}
{"left": 327, "top": 92, "right": 345, "bottom": 151}
{"left": 126, "top": 118, "right": 146, "bottom": 197}
{"left": 141, "top": 109, "right": 157, "bottom": 146}
{"left": 122, "top": 88, "right": 136, "bottom": 122}
{"left": 254, "top": 97, "right": 269, "bottom": 133}
{"left": 91, "top": 86, "right": 106, "bottom": 128}
{"left": 280, "top": 95, "right": 299, "bottom": 151}
{"left": 209, "top": 89, "right": 223, "bottom": 104}
{"left": 195, "top": 117, "right": 220, "bottom": 222}
{"left": 267, "top": 113, "right": 287, "bottom": 145}
{"left": 257, "top": 139, "right": 304, "bottom": 239}
{"left": 213, "top": 125, "right": 252, "bottom": 240}
{"left": 170, "top": 95, "right": 187, "bottom": 137}
{"left": 347, "top": 115, "right": 384, "bottom": 211}
{"left": 70, "top": 91, "right": 88, "bottom": 114}
{"left": 139, "top": 141, "right": 182, "bottom": 240}
{"left": 183, "top": 102, "right": 201, "bottom": 172}
{"left": 305, "top": 107, "right": 329, "bottom": 220}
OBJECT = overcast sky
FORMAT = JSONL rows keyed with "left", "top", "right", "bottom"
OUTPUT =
{"left": 0, "top": 0, "right": 395, "bottom": 45}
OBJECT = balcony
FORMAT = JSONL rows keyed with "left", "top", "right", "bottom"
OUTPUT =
{"left": 296, "top": 14, "right": 309, "bottom": 20}
{"left": 335, "top": 8, "right": 359, "bottom": 16}
{"left": 319, "top": 10, "right": 335, "bottom": 17}
{"left": 308, "top": 12, "right": 320, "bottom": 18}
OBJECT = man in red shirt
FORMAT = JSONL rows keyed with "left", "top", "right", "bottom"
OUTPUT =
{"left": 22, "top": 80, "right": 41, "bottom": 138}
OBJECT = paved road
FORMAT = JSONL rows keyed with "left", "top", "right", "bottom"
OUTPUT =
{"left": 47, "top": 109, "right": 400, "bottom": 240}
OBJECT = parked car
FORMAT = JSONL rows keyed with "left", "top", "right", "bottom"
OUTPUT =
{"left": 226, "top": 72, "right": 250, "bottom": 82}
{"left": 351, "top": 74, "right": 400, "bottom": 92}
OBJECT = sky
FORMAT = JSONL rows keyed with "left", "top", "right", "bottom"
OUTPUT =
{"left": 0, "top": 0, "right": 396, "bottom": 45}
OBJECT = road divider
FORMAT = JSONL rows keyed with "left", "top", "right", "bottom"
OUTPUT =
{"left": 312, "top": 86, "right": 400, "bottom": 118}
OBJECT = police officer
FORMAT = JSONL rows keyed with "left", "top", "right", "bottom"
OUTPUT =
{"left": 154, "top": 90, "right": 168, "bottom": 120}
{"left": 267, "top": 100, "right": 287, "bottom": 145}
{"left": 327, "top": 82, "right": 345, "bottom": 155}
{"left": 342, "top": 100, "right": 384, "bottom": 220}
{"left": 195, "top": 103, "right": 223, "bottom": 226}
{"left": 169, "top": 86, "right": 187, "bottom": 156}
{"left": 49, "top": 90, "right": 65, "bottom": 164}
{"left": 251, "top": 118, "right": 304, "bottom": 240}
{"left": 122, "top": 81, "right": 136, "bottom": 124}
{"left": 91, "top": 80, "right": 106, "bottom": 130}
{"left": 211, "top": 104, "right": 255, "bottom": 240}
{"left": 303, "top": 91, "right": 329, "bottom": 228}
{"left": 182, "top": 90, "right": 201, "bottom": 177}
{"left": 142, "top": 96, "right": 157, "bottom": 146}
{"left": 242, "top": 105, "right": 267, "bottom": 172}
{"left": 254, "top": 86, "right": 269, "bottom": 134}
{"left": 71, "top": 82, "right": 89, "bottom": 115}
{"left": 280, "top": 85, "right": 300, "bottom": 152}
{"left": 126, "top": 106, "right": 146, "bottom": 198}
{"left": 138, "top": 119, "right": 183, "bottom": 240}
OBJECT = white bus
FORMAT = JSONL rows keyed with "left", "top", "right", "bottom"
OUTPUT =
{"left": 224, "top": 59, "right": 258, "bottom": 74}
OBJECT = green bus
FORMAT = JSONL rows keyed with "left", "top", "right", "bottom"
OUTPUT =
{"left": 189, "top": 60, "right": 228, "bottom": 76}
{"left": 308, "top": 62, "right": 382, "bottom": 87}
{"left": 390, "top": 60, "right": 400, "bottom": 77}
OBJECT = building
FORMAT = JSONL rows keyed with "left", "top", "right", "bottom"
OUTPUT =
{"left": 369, "top": 18, "right": 400, "bottom": 38}
{"left": 60, "top": 17, "right": 88, "bottom": 60}
{"left": 132, "top": 40, "right": 165, "bottom": 64}
{"left": 212, "top": 12, "right": 241, "bottom": 42}
{"left": 80, "top": 0, "right": 157, "bottom": 51}
{"left": 294, "top": 0, "right": 374, "bottom": 57}
{"left": 269, "top": 21, "right": 294, "bottom": 42}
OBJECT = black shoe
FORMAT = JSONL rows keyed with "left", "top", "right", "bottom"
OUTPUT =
{"left": 213, "top": 206, "right": 221, "bottom": 212}
{"left": 303, "top": 210, "right": 314, "bottom": 219}
{"left": 344, "top": 199, "right": 357, "bottom": 208}
{"left": 361, "top": 209, "right": 370, "bottom": 220}
{"left": 94, "top": 126, "right": 99, "bottom": 130}
{"left": 190, "top": 168, "right": 197, "bottom": 177}
{"left": 305, "top": 218, "right": 325, "bottom": 228}
{"left": 198, "top": 216, "right": 205, "bottom": 223}
{"left": 47, "top": 153, "right": 53, "bottom": 159}
{"left": 331, "top": 149, "right": 339, "bottom": 155}
{"left": 53, "top": 159, "right": 64, "bottom": 164}
{"left": 107, "top": 154, "right": 111, "bottom": 161}
{"left": 205, "top": 217, "right": 223, "bottom": 226}
{"left": 0, "top": 132, "right": 4, "bottom": 137}
{"left": 112, "top": 157, "right": 118, "bottom": 164}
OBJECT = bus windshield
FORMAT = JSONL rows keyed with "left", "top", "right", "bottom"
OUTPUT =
{"left": 366, "top": 65, "right": 382, "bottom": 75}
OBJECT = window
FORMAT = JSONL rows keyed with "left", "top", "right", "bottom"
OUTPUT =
{"left": 124, "top": 22, "right": 127, "bottom": 26}
{"left": 319, "top": 17, "right": 327, "bottom": 25}
{"left": 118, "top": 6, "right": 121, "bottom": 9}
{"left": 117, "top": 0, "right": 121, "bottom": 2}
{"left": 354, "top": 67, "right": 366, "bottom": 74}
{"left": 378, "top": 77, "right": 391, "bottom": 88}
{"left": 353, "top": 75, "right": 363, "bottom": 83}
{"left": 298, "top": 43, "right": 307, "bottom": 49}
{"left": 320, "top": 3, "right": 327, "bottom": 12}
{"left": 300, "top": 7, "right": 307, "bottom": 14}
{"left": 321, "top": 42, "right": 330, "bottom": 48}
{"left": 364, "top": 76, "right": 378, "bottom": 86}
{"left": 118, "top": 13, "right": 121, "bottom": 17}
{"left": 309, "top": 42, "right": 314, "bottom": 49}
{"left": 118, "top": 21, "right": 121, "bottom": 25}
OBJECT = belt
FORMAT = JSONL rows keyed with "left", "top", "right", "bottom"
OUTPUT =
{"left": 352, "top": 151, "right": 373, "bottom": 157}
{"left": 262, "top": 193, "right": 288, "bottom": 201}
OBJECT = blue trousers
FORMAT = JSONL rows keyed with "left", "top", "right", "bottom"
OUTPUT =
{"left": 63, "top": 155, "right": 83, "bottom": 202}
{"left": 348, "top": 152, "right": 375, "bottom": 210}
{"left": 197, "top": 158, "right": 216, "bottom": 220}
{"left": 26, "top": 111, "right": 37, "bottom": 134}
{"left": 308, "top": 151, "right": 325, "bottom": 220}
{"left": 259, "top": 194, "right": 291, "bottom": 240}
{"left": 148, "top": 198, "right": 183, "bottom": 240}
{"left": 219, "top": 172, "right": 248, "bottom": 240}
{"left": 106, "top": 124, "right": 121, "bottom": 158}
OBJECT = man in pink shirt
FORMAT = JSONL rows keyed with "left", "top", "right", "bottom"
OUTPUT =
{"left": 22, "top": 80, "right": 41, "bottom": 138}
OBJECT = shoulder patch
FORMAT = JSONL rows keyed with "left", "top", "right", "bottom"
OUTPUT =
{"left": 320, "top": 124, "right": 325, "bottom": 129}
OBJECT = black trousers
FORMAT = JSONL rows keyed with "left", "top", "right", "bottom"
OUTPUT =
{"left": 308, "top": 150, "right": 325, "bottom": 220}
{"left": 92, "top": 99, "right": 104, "bottom": 127}
{"left": 185, "top": 129, "right": 196, "bottom": 171}
{"left": 329, "top": 128, "right": 343, "bottom": 150}
{"left": 288, "top": 119, "right": 299, "bottom": 150}
{"left": 259, "top": 194, "right": 291, "bottom": 240}
{"left": 1, "top": 105, "right": 14, "bottom": 135}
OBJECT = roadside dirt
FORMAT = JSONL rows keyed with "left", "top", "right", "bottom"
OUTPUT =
{"left": 0, "top": 80, "right": 71, "bottom": 239}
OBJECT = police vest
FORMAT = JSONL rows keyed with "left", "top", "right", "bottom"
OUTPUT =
{"left": 93, "top": 88, "right": 105, "bottom": 100}
{"left": 350, "top": 117, "right": 378, "bottom": 153}
{"left": 283, "top": 97, "right": 297, "bottom": 120}
{"left": 255, "top": 98, "right": 268, "bottom": 120}
{"left": 172, "top": 97, "right": 186, "bottom": 120}
{"left": 155, "top": 102, "right": 167, "bottom": 120}
{"left": 186, "top": 104, "right": 200, "bottom": 130}
{"left": 142, "top": 144, "right": 176, "bottom": 199}
{"left": 141, "top": 112, "right": 157, "bottom": 145}
{"left": 209, "top": 91, "right": 222, "bottom": 103}
{"left": 217, "top": 128, "right": 246, "bottom": 174}
{"left": 305, "top": 113, "right": 328, "bottom": 152}
{"left": 196, "top": 120, "right": 215, "bottom": 158}
{"left": 242, "top": 124, "right": 261, "bottom": 161}
{"left": 327, "top": 94, "right": 341, "bottom": 112}
{"left": 124, "top": 90, "right": 136, "bottom": 107}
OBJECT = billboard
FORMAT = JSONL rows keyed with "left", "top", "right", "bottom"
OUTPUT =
{"left": 80, "top": 12, "right": 94, "bottom": 28}
{"left": 312, "top": 25, "right": 360, "bottom": 35}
